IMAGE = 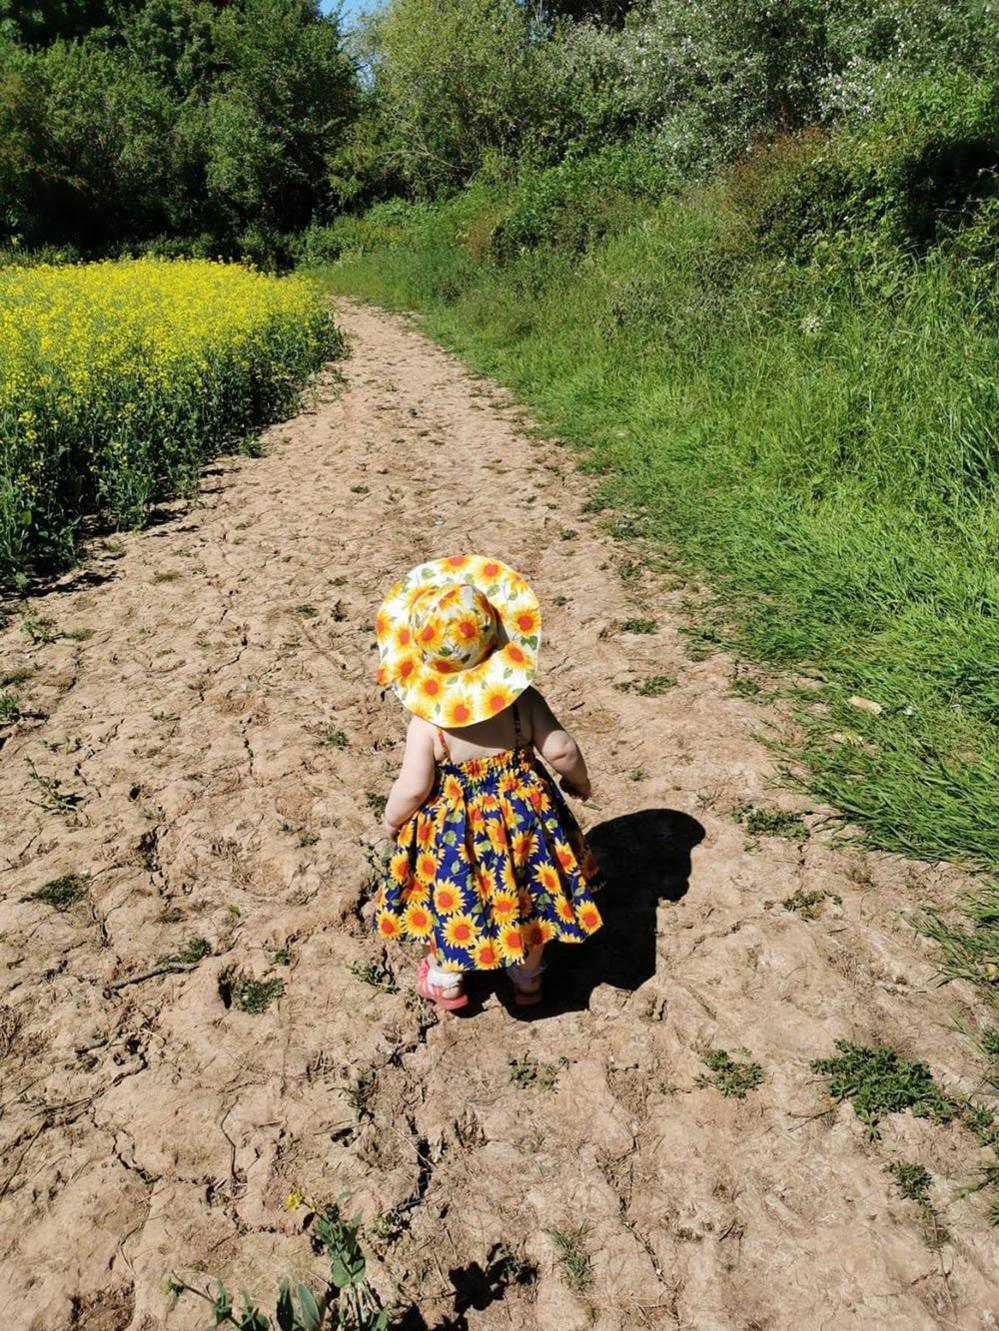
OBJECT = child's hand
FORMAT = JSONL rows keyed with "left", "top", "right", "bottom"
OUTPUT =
{"left": 382, "top": 816, "right": 399, "bottom": 840}
{"left": 560, "top": 776, "right": 591, "bottom": 801}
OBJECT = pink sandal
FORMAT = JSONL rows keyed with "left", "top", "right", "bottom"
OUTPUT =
{"left": 416, "top": 958, "right": 469, "bottom": 1011}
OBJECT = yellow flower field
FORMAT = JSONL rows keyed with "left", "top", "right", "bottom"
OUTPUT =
{"left": 0, "top": 258, "right": 341, "bottom": 581}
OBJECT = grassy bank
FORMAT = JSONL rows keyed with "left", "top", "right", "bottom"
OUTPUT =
{"left": 319, "top": 88, "right": 999, "bottom": 913}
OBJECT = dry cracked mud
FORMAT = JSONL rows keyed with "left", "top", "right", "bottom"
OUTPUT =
{"left": 1, "top": 302, "right": 996, "bottom": 1331}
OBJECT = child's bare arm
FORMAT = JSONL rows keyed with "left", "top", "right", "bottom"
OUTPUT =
{"left": 383, "top": 718, "right": 436, "bottom": 834}
{"left": 527, "top": 689, "right": 592, "bottom": 800}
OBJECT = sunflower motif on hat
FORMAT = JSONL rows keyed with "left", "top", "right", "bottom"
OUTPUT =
{"left": 375, "top": 555, "right": 541, "bottom": 726}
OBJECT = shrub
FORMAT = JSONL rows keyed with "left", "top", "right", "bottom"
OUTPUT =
{"left": 747, "top": 73, "right": 999, "bottom": 257}
{"left": 488, "top": 147, "right": 672, "bottom": 261}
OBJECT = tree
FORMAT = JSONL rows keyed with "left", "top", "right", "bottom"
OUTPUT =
{"left": 358, "top": 0, "right": 545, "bottom": 195}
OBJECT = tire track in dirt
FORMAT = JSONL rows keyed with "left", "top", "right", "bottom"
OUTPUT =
{"left": 0, "top": 302, "right": 995, "bottom": 1330}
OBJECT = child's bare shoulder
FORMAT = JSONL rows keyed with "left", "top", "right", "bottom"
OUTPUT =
{"left": 406, "top": 715, "right": 436, "bottom": 744}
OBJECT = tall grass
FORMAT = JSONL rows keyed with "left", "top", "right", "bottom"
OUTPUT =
{"left": 318, "top": 101, "right": 999, "bottom": 912}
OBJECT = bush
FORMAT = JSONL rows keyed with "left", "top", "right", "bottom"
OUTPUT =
{"left": 488, "top": 147, "right": 673, "bottom": 261}
{"left": 746, "top": 73, "right": 999, "bottom": 258}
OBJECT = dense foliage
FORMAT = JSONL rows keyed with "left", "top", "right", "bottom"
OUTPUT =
{"left": 338, "top": 0, "right": 999, "bottom": 200}
{"left": 0, "top": 0, "right": 356, "bottom": 258}
{"left": 322, "top": 64, "right": 999, "bottom": 875}
{"left": 0, "top": 259, "right": 340, "bottom": 580}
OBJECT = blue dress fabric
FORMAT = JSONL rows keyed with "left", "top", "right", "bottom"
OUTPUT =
{"left": 374, "top": 743, "right": 603, "bottom": 971}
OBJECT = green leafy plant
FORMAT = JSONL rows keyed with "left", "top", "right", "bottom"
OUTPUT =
{"left": 886, "top": 1162, "right": 946, "bottom": 1248}
{"left": 697, "top": 1049, "right": 764, "bottom": 1098}
{"left": 509, "top": 1053, "right": 566, "bottom": 1092}
{"left": 21, "top": 872, "right": 87, "bottom": 910}
{"left": 0, "top": 690, "right": 21, "bottom": 722}
{"left": 221, "top": 972, "right": 285, "bottom": 1015}
{"left": 166, "top": 1196, "right": 389, "bottom": 1330}
{"left": 811, "top": 1041, "right": 957, "bottom": 1138}
{"left": 618, "top": 617, "right": 657, "bottom": 634}
{"left": 25, "top": 759, "right": 81, "bottom": 813}
{"left": 319, "top": 727, "right": 348, "bottom": 749}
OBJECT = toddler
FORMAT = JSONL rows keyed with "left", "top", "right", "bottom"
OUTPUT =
{"left": 372, "top": 555, "right": 603, "bottom": 1010}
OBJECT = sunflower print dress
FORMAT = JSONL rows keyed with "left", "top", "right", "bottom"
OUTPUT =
{"left": 374, "top": 723, "right": 603, "bottom": 972}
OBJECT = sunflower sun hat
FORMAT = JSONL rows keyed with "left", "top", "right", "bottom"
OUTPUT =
{"left": 375, "top": 555, "right": 541, "bottom": 728}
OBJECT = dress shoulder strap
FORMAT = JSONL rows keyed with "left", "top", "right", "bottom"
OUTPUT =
{"left": 512, "top": 699, "right": 522, "bottom": 745}
{"left": 435, "top": 726, "right": 450, "bottom": 760}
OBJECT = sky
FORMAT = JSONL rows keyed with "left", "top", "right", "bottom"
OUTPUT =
{"left": 320, "top": 0, "right": 371, "bottom": 24}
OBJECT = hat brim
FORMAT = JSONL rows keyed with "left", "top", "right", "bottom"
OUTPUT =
{"left": 375, "top": 555, "right": 541, "bottom": 726}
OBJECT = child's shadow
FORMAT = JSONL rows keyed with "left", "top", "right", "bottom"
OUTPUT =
{"left": 504, "top": 806, "right": 704, "bottom": 1018}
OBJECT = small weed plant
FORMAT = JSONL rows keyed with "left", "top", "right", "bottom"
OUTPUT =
{"left": 221, "top": 971, "right": 285, "bottom": 1014}
{"left": 811, "top": 1041, "right": 957, "bottom": 1138}
{"left": 697, "top": 1049, "right": 764, "bottom": 1099}
{"left": 783, "top": 888, "right": 840, "bottom": 920}
{"left": 733, "top": 802, "right": 807, "bottom": 842}
{"left": 509, "top": 1053, "right": 567, "bottom": 1092}
{"left": 348, "top": 959, "right": 397, "bottom": 994}
{"left": 21, "top": 872, "right": 87, "bottom": 910}
{"left": 167, "top": 1194, "right": 388, "bottom": 1330}
{"left": 364, "top": 792, "right": 388, "bottom": 819}
{"left": 547, "top": 1225, "right": 593, "bottom": 1294}
{"left": 161, "top": 936, "right": 211, "bottom": 966}
{"left": 615, "top": 674, "right": 677, "bottom": 697}
{"left": 21, "top": 616, "right": 58, "bottom": 644}
{"left": 886, "top": 1162, "right": 947, "bottom": 1249}
{"left": 25, "top": 759, "right": 80, "bottom": 814}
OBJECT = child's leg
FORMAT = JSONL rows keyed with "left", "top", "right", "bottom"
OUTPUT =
{"left": 416, "top": 949, "right": 468, "bottom": 1010}
{"left": 509, "top": 944, "right": 545, "bottom": 997}
{"left": 424, "top": 951, "right": 464, "bottom": 998}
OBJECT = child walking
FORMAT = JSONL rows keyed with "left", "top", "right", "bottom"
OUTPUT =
{"left": 372, "top": 555, "right": 603, "bottom": 1010}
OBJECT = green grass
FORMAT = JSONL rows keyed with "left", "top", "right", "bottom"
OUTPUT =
{"left": 546, "top": 1226, "right": 593, "bottom": 1294}
{"left": 21, "top": 872, "right": 87, "bottom": 910}
{"left": 318, "top": 162, "right": 999, "bottom": 888}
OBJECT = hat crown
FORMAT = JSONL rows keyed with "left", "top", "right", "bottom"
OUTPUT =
{"left": 409, "top": 582, "right": 497, "bottom": 674}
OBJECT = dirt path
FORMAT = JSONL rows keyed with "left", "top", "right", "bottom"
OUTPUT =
{"left": 1, "top": 302, "right": 995, "bottom": 1331}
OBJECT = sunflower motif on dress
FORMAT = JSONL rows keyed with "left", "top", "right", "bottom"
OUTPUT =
{"left": 374, "top": 741, "right": 604, "bottom": 971}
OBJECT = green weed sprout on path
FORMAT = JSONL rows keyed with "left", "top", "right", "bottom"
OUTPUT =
{"left": 166, "top": 1195, "right": 389, "bottom": 1330}
{"left": 697, "top": 1049, "right": 764, "bottom": 1098}
{"left": 811, "top": 1041, "right": 957, "bottom": 1139}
